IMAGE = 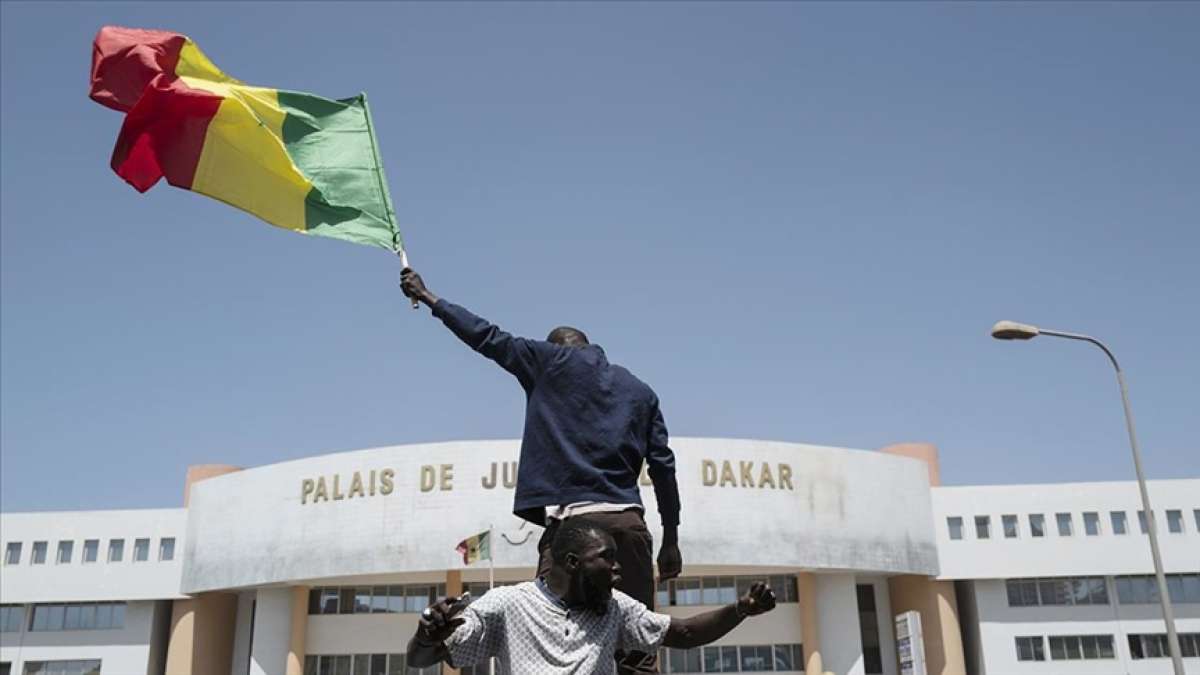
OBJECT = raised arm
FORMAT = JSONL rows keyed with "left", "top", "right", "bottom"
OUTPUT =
{"left": 646, "top": 400, "right": 682, "bottom": 580}
{"left": 663, "top": 582, "right": 776, "bottom": 649}
{"left": 402, "top": 268, "right": 549, "bottom": 389}
{"left": 406, "top": 595, "right": 467, "bottom": 668}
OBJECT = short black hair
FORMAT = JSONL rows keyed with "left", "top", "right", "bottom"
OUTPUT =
{"left": 550, "top": 518, "right": 608, "bottom": 565}
{"left": 547, "top": 326, "right": 589, "bottom": 347}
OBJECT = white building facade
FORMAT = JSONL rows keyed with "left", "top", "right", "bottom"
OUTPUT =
{"left": 1, "top": 438, "right": 1196, "bottom": 675}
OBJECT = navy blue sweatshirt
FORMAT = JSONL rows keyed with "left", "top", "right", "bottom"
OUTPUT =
{"left": 433, "top": 300, "right": 681, "bottom": 527}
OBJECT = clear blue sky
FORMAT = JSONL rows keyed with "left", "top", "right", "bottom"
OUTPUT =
{"left": 2, "top": 2, "right": 1197, "bottom": 512}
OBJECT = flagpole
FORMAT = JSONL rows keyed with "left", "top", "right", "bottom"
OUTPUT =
{"left": 488, "top": 524, "right": 495, "bottom": 675}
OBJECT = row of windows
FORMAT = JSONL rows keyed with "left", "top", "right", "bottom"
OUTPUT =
{"left": 1006, "top": 578, "right": 1108, "bottom": 606}
{"left": 947, "top": 508, "right": 1198, "bottom": 541}
{"left": 1014, "top": 635, "right": 1115, "bottom": 661}
{"left": 307, "top": 584, "right": 449, "bottom": 615}
{"left": 659, "top": 644, "right": 804, "bottom": 673}
{"left": 302, "top": 653, "right": 438, "bottom": 675}
{"left": 1129, "top": 633, "right": 1200, "bottom": 659}
{"left": 657, "top": 575, "right": 800, "bottom": 608}
{"left": 306, "top": 575, "right": 801, "bottom": 617}
{"left": 20, "top": 661, "right": 101, "bottom": 675}
{"left": 3, "top": 537, "right": 174, "bottom": 566}
{"left": 1116, "top": 574, "right": 1200, "bottom": 605}
{"left": 1005, "top": 574, "right": 1200, "bottom": 607}
{"left": 30, "top": 603, "right": 127, "bottom": 632}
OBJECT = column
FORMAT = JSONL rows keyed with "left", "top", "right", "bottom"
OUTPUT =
{"left": 887, "top": 576, "right": 966, "bottom": 675}
{"left": 165, "top": 592, "right": 240, "bottom": 675}
{"left": 249, "top": 588, "right": 295, "bottom": 675}
{"left": 815, "top": 573, "right": 865, "bottom": 675}
{"left": 797, "top": 572, "right": 824, "bottom": 675}
{"left": 286, "top": 586, "right": 309, "bottom": 675}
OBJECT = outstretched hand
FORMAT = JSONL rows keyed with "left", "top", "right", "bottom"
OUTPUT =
{"left": 401, "top": 268, "right": 439, "bottom": 307}
{"left": 416, "top": 594, "right": 469, "bottom": 645}
{"left": 736, "top": 582, "right": 776, "bottom": 617}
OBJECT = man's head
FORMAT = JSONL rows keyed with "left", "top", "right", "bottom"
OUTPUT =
{"left": 547, "top": 326, "right": 589, "bottom": 348}
{"left": 550, "top": 518, "right": 621, "bottom": 612}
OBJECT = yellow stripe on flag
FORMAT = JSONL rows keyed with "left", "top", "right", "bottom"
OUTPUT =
{"left": 182, "top": 80, "right": 311, "bottom": 232}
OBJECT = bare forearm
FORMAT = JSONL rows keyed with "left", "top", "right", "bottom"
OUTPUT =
{"left": 663, "top": 604, "right": 743, "bottom": 648}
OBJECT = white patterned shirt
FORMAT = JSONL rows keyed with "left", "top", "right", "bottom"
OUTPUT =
{"left": 444, "top": 580, "right": 671, "bottom": 674}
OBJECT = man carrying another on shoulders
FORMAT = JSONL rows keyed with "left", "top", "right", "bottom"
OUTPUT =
{"left": 401, "top": 268, "right": 682, "bottom": 674}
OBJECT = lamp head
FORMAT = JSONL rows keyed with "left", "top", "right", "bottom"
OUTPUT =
{"left": 991, "top": 320, "right": 1040, "bottom": 341}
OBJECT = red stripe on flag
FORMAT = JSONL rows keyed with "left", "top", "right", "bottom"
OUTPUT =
{"left": 110, "top": 76, "right": 222, "bottom": 192}
{"left": 90, "top": 26, "right": 187, "bottom": 112}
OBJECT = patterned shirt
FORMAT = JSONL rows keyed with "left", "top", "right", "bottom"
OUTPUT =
{"left": 445, "top": 580, "right": 672, "bottom": 674}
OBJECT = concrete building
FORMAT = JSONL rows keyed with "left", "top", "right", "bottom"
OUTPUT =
{"left": 1, "top": 438, "right": 1196, "bottom": 675}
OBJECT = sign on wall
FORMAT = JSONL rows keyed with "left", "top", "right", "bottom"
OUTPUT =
{"left": 895, "top": 610, "right": 926, "bottom": 675}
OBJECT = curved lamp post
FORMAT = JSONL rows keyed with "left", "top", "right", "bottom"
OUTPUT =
{"left": 990, "top": 321, "right": 1184, "bottom": 675}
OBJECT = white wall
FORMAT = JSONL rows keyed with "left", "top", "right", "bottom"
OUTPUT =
{"left": 0, "top": 600, "right": 163, "bottom": 675}
{"left": 0, "top": 509, "right": 186, "bottom": 604}
{"left": 932, "top": 480, "right": 1200, "bottom": 579}
{"left": 182, "top": 438, "right": 938, "bottom": 592}
{"left": 970, "top": 577, "right": 1200, "bottom": 675}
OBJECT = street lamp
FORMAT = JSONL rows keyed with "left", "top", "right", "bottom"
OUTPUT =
{"left": 991, "top": 321, "right": 1185, "bottom": 675}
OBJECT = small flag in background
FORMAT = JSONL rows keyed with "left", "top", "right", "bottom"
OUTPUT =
{"left": 89, "top": 26, "right": 403, "bottom": 253}
{"left": 456, "top": 530, "right": 491, "bottom": 565}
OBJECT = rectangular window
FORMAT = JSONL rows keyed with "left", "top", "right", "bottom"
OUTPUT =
{"left": 1029, "top": 513, "right": 1045, "bottom": 537}
{"left": 656, "top": 580, "right": 671, "bottom": 608}
{"left": 370, "top": 586, "right": 390, "bottom": 614}
{"left": 1138, "top": 510, "right": 1150, "bottom": 534}
{"left": 675, "top": 578, "right": 701, "bottom": 606}
{"left": 319, "top": 587, "right": 339, "bottom": 614}
{"left": 974, "top": 515, "right": 990, "bottom": 539}
{"left": 1008, "top": 577, "right": 1108, "bottom": 606}
{"left": 1117, "top": 574, "right": 1200, "bottom": 604}
{"left": 19, "top": 661, "right": 101, "bottom": 675}
{"left": 1166, "top": 509, "right": 1184, "bottom": 533}
{"left": 1048, "top": 635, "right": 1115, "bottom": 660}
{"left": 1002, "top": 515, "right": 1019, "bottom": 538}
{"left": 386, "top": 586, "right": 403, "bottom": 613}
{"left": 339, "top": 588, "right": 356, "bottom": 615}
{"left": 355, "top": 587, "right": 372, "bottom": 614}
{"left": 159, "top": 537, "right": 175, "bottom": 561}
{"left": 1111, "top": 511, "right": 1128, "bottom": 535}
{"left": 31, "top": 541, "right": 47, "bottom": 565}
{"left": 133, "top": 538, "right": 150, "bottom": 562}
{"left": 1006, "top": 579, "right": 1039, "bottom": 607}
{"left": 1015, "top": 636, "right": 1045, "bottom": 661}
{"left": 947, "top": 517, "right": 963, "bottom": 540}
{"left": 1194, "top": 509, "right": 1200, "bottom": 533}
{"left": 55, "top": 541, "right": 73, "bottom": 564}
{"left": 1083, "top": 512, "right": 1101, "bottom": 536}
{"left": 1128, "top": 633, "right": 1200, "bottom": 659}
{"left": 4, "top": 543, "right": 20, "bottom": 565}
{"left": 1056, "top": 512, "right": 1073, "bottom": 536}
{"left": 108, "top": 539, "right": 124, "bottom": 562}
{"left": 773, "top": 644, "right": 796, "bottom": 671}
{"left": 82, "top": 539, "right": 98, "bottom": 563}
{"left": 1, "top": 605, "right": 26, "bottom": 632}
{"left": 738, "top": 645, "right": 770, "bottom": 672}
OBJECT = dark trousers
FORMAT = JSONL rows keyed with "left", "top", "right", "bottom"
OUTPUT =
{"left": 537, "top": 509, "right": 659, "bottom": 674}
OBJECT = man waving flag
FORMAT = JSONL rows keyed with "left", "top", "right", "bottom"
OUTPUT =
{"left": 89, "top": 26, "right": 403, "bottom": 253}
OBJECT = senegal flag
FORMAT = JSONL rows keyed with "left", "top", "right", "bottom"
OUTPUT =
{"left": 456, "top": 530, "right": 491, "bottom": 565}
{"left": 89, "top": 26, "right": 402, "bottom": 251}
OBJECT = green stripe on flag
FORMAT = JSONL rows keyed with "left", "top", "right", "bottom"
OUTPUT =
{"left": 277, "top": 91, "right": 398, "bottom": 250}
